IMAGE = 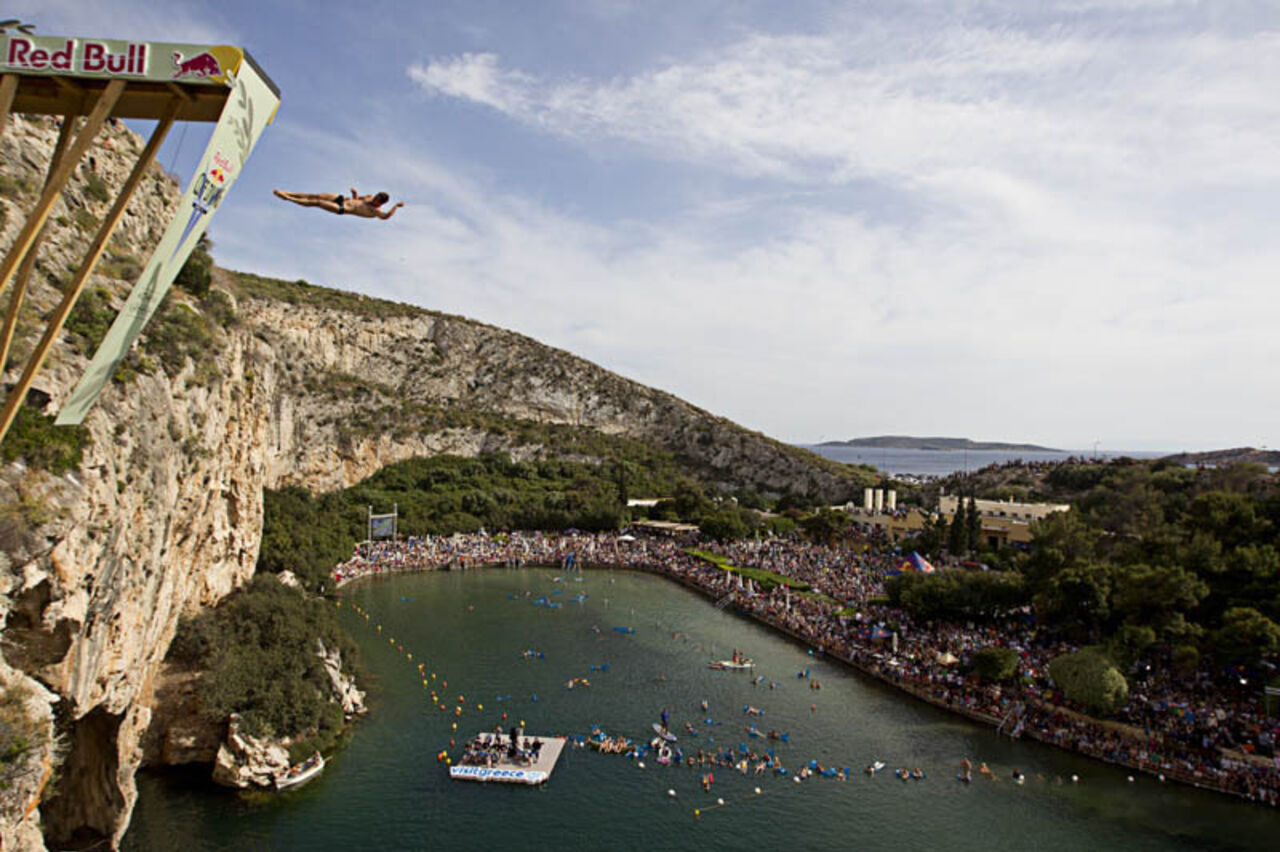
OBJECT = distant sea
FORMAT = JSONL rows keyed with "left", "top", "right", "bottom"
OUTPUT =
{"left": 802, "top": 445, "right": 1168, "bottom": 478}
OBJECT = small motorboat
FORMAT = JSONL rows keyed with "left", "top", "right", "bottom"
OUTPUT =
{"left": 277, "top": 752, "right": 325, "bottom": 790}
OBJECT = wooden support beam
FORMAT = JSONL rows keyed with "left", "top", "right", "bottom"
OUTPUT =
{"left": 0, "top": 117, "right": 77, "bottom": 376}
{"left": 0, "top": 74, "right": 18, "bottom": 140}
{"left": 0, "top": 94, "right": 180, "bottom": 446}
{"left": 0, "top": 78, "right": 124, "bottom": 303}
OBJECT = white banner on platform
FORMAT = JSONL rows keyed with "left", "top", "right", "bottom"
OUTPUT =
{"left": 449, "top": 766, "right": 548, "bottom": 784}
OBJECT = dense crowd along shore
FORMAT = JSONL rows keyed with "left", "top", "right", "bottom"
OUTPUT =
{"left": 332, "top": 530, "right": 1280, "bottom": 807}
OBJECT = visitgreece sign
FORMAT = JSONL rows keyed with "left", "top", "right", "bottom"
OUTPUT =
{"left": 449, "top": 766, "right": 549, "bottom": 784}
{"left": 2, "top": 34, "right": 243, "bottom": 87}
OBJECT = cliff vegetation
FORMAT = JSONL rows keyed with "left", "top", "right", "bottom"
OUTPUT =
{"left": 168, "top": 577, "right": 356, "bottom": 762}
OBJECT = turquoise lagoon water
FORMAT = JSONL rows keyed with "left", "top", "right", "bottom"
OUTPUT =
{"left": 125, "top": 569, "right": 1277, "bottom": 850}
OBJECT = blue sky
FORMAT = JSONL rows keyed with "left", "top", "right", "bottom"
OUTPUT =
{"left": 26, "top": 1, "right": 1280, "bottom": 451}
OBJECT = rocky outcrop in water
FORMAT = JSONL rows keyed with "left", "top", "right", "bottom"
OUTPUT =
{"left": 210, "top": 714, "right": 291, "bottom": 790}
{"left": 0, "top": 116, "right": 865, "bottom": 849}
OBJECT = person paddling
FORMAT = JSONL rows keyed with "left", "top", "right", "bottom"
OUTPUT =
{"left": 274, "top": 188, "right": 405, "bottom": 220}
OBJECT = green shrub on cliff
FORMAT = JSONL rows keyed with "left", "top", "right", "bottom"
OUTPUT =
{"left": 170, "top": 576, "right": 358, "bottom": 749}
{"left": 64, "top": 287, "right": 116, "bottom": 357}
{"left": 142, "top": 294, "right": 221, "bottom": 383}
{"left": 0, "top": 406, "right": 87, "bottom": 474}
{"left": 0, "top": 681, "right": 46, "bottom": 796}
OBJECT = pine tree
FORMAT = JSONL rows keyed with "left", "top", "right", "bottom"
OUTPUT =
{"left": 966, "top": 495, "right": 982, "bottom": 555}
{"left": 947, "top": 501, "right": 967, "bottom": 555}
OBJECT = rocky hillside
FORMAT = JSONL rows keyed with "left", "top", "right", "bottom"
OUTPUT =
{"left": 0, "top": 116, "right": 869, "bottom": 849}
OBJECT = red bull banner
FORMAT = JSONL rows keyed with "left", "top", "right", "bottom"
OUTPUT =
{"left": 2, "top": 33, "right": 243, "bottom": 87}
{"left": 55, "top": 39, "right": 280, "bottom": 425}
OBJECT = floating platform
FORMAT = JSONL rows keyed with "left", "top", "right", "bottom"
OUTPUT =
{"left": 449, "top": 734, "right": 566, "bottom": 785}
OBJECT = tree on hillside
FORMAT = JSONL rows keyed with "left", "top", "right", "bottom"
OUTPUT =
{"left": 1033, "top": 561, "right": 1113, "bottom": 638}
{"left": 1183, "top": 490, "right": 1271, "bottom": 550}
{"left": 1110, "top": 563, "right": 1208, "bottom": 639}
{"left": 947, "top": 503, "right": 967, "bottom": 555}
{"left": 910, "top": 512, "right": 948, "bottom": 557}
{"left": 971, "top": 646, "right": 1019, "bottom": 681}
{"left": 701, "top": 509, "right": 751, "bottom": 542}
{"left": 966, "top": 495, "right": 982, "bottom": 554}
{"left": 1210, "top": 607, "right": 1280, "bottom": 665}
{"left": 776, "top": 490, "right": 817, "bottom": 513}
{"left": 801, "top": 508, "right": 847, "bottom": 545}
{"left": 673, "top": 478, "right": 714, "bottom": 523}
{"left": 1023, "top": 511, "right": 1100, "bottom": 590}
{"left": 1049, "top": 647, "right": 1129, "bottom": 715}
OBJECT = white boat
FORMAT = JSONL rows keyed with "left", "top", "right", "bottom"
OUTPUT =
{"left": 276, "top": 752, "right": 325, "bottom": 790}
{"left": 708, "top": 659, "right": 755, "bottom": 670}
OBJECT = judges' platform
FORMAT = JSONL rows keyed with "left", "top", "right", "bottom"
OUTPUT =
{"left": 449, "top": 733, "right": 566, "bottom": 785}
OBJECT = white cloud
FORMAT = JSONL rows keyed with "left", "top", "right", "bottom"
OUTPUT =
{"left": 408, "top": 26, "right": 1280, "bottom": 194}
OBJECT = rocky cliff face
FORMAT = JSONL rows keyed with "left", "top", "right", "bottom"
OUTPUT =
{"left": 0, "top": 117, "right": 863, "bottom": 849}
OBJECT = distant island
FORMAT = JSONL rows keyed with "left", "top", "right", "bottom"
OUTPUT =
{"left": 1160, "top": 447, "right": 1280, "bottom": 467}
{"left": 818, "top": 435, "right": 1064, "bottom": 452}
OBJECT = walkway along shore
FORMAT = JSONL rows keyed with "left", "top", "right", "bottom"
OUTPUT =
{"left": 331, "top": 534, "right": 1280, "bottom": 807}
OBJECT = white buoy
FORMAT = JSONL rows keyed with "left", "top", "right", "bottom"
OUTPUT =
{"left": 1127, "top": 776, "right": 1135, "bottom": 783}
{"left": 716, "top": 797, "right": 725, "bottom": 806}
{"left": 1071, "top": 775, "right": 1079, "bottom": 783}
{"left": 638, "top": 762, "right": 645, "bottom": 769}
{"left": 754, "top": 787, "right": 762, "bottom": 795}
{"left": 667, "top": 789, "right": 676, "bottom": 798}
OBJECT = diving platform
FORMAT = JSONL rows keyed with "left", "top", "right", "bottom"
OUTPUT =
{"left": 449, "top": 733, "right": 566, "bottom": 785}
{"left": 0, "top": 23, "right": 279, "bottom": 446}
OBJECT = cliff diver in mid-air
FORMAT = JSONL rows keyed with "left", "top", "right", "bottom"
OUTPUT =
{"left": 273, "top": 188, "right": 404, "bottom": 220}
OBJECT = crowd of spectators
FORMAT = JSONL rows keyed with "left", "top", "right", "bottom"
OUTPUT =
{"left": 332, "top": 527, "right": 1280, "bottom": 806}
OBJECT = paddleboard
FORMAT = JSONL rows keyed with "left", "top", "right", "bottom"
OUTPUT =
{"left": 652, "top": 723, "right": 678, "bottom": 742}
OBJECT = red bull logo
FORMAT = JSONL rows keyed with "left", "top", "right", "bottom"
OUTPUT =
{"left": 172, "top": 50, "right": 220, "bottom": 79}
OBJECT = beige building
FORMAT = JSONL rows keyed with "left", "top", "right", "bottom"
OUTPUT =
{"left": 938, "top": 495, "right": 1070, "bottom": 548}
{"left": 842, "top": 506, "right": 930, "bottom": 543}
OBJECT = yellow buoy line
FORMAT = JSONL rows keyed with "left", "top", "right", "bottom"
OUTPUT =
{"left": 338, "top": 600, "right": 523, "bottom": 767}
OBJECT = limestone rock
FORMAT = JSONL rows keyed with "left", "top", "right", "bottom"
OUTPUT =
{"left": 318, "top": 640, "right": 366, "bottom": 717}
{"left": 211, "top": 715, "right": 291, "bottom": 790}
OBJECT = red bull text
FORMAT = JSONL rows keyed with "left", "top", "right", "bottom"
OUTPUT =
{"left": 4, "top": 38, "right": 149, "bottom": 76}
